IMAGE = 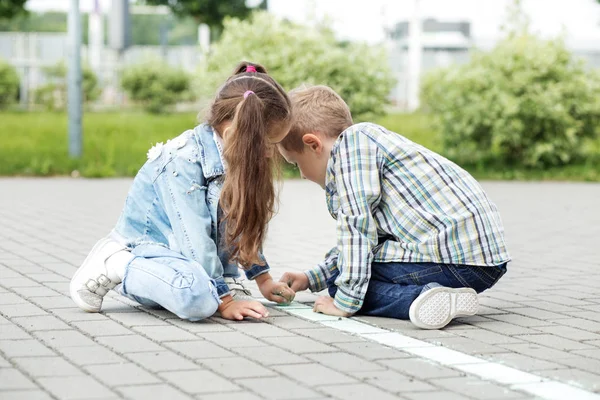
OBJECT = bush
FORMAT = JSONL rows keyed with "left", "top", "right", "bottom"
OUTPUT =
{"left": 34, "top": 62, "right": 100, "bottom": 110}
{"left": 421, "top": 34, "right": 600, "bottom": 168}
{"left": 199, "top": 11, "right": 395, "bottom": 121}
{"left": 121, "top": 62, "right": 191, "bottom": 114}
{"left": 0, "top": 60, "right": 20, "bottom": 108}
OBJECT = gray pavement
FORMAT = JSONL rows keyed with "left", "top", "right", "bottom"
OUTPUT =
{"left": 0, "top": 178, "right": 599, "bottom": 400}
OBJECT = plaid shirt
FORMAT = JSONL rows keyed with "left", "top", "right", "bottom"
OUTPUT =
{"left": 305, "top": 123, "right": 510, "bottom": 314}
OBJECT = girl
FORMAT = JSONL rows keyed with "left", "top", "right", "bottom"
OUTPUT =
{"left": 70, "top": 62, "right": 295, "bottom": 321}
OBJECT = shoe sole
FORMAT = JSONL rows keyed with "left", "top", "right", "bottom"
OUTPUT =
{"left": 70, "top": 237, "right": 113, "bottom": 313}
{"left": 409, "top": 287, "right": 478, "bottom": 330}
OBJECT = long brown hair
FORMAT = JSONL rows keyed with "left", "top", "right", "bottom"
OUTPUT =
{"left": 207, "top": 61, "right": 291, "bottom": 267}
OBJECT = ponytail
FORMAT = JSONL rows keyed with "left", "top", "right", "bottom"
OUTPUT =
{"left": 208, "top": 62, "right": 291, "bottom": 267}
{"left": 220, "top": 89, "right": 275, "bottom": 267}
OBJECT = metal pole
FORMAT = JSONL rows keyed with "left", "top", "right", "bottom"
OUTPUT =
{"left": 407, "top": 0, "right": 422, "bottom": 112}
{"left": 67, "top": 0, "right": 82, "bottom": 158}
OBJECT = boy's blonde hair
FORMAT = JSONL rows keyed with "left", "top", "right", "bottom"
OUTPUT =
{"left": 280, "top": 85, "right": 353, "bottom": 153}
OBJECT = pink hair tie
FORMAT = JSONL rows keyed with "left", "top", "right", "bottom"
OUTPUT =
{"left": 246, "top": 65, "right": 257, "bottom": 73}
{"left": 244, "top": 90, "right": 254, "bottom": 99}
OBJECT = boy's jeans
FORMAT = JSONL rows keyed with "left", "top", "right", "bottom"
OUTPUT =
{"left": 327, "top": 262, "right": 507, "bottom": 319}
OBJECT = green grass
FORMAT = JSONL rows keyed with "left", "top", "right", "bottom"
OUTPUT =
{"left": 0, "top": 111, "right": 199, "bottom": 177}
{"left": 1, "top": 110, "right": 599, "bottom": 181}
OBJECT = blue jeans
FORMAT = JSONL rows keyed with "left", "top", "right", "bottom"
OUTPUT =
{"left": 327, "top": 262, "right": 507, "bottom": 319}
{"left": 119, "top": 243, "right": 221, "bottom": 321}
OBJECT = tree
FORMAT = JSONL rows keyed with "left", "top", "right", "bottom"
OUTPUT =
{"left": 142, "top": 0, "right": 266, "bottom": 40}
{"left": 198, "top": 12, "right": 395, "bottom": 121}
{"left": 0, "top": 0, "right": 28, "bottom": 20}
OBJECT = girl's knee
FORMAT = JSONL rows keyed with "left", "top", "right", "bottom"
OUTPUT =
{"left": 177, "top": 294, "right": 219, "bottom": 321}
{"left": 174, "top": 279, "right": 220, "bottom": 321}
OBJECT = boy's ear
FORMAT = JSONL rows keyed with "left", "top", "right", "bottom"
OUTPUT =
{"left": 302, "top": 133, "right": 323, "bottom": 154}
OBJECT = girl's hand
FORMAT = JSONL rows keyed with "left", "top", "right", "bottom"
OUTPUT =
{"left": 279, "top": 271, "right": 309, "bottom": 292}
{"left": 257, "top": 276, "right": 296, "bottom": 304}
{"left": 218, "top": 296, "right": 269, "bottom": 320}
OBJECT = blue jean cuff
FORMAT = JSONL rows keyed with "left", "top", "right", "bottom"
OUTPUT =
{"left": 214, "top": 277, "right": 231, "bottom": 298}
{"left": 244, "top": 263, "right": 270, "bottom": 280}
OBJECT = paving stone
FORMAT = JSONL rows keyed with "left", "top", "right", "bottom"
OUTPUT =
{"left": 332, "top": 341, "right": 413, "bottom": 361}
{"left": 96, "top": 334, "right": 164, "bottom": 353}
{"left": 229, "top": 321, "right": 296, "bottom": 337}
{"left": 10, "top": 286, "right": 62, "bottom": 299}
{"left": 426, "top": 336, "right": 509, "bottom": 354}
{"left": 0, "top": 368, "right": 37, "bottom": 390}
{"left": 276, "top": 363, "right": 356, "bottom": 385}
{"left": 85, "top": 362, "right": 160, "bottom": 386}
{"left": 349, "top": 369, "right": 436, "bottom": 393}
{"left": 553, "top": 356, "right": 600, "bottom": 375}
{"left": 379, "top": 358, "right": 464, "bottom": 380}
{"left": 0, "top": 302, "right": 47, "bottom": 318}
{"left": 199, "top": 357, "right": 277, "bottom": 379}
{"left": 106, "top": 311, "right": 167, "bottom": 327}
{"left": 125, "top": 351, "right": 199, "bottom": 372}
{"left": 487, "top": 314, "right": 558, "bottom": 328}
{"left": 499, "top": 343, "right": 579, "bottom": 361}
{"left": 58, "top": 345, "right": 127, "bottom": 366}
{"left": 0, "top": 323, "right": 31, "bottom": 340}
{"left": 433, "top": 376, "right": 527, "bottom": 399}
{"left": 37, "top": 376, "right": 117, "bottom": 399}
{"left": 0, "top": 339, "right": 55, "bottom": 357}
{"left": 508, "top": 307, "right": 570, "bottom": 321}
{"left": 12, "top": 315, "right": 71, "bottom": 331}
{"left": 236, "top": 376, "right": 321, "bottom": 400}
{"left": 534, "top": 325, "right": 600, "bottom": 341}
{"left": 0, "top": 277, "right": 41, "bottom": 288}
{"left": 132, "top": 325, "right": 199, "bottom": 341}
{"left": 235, "top": 345, "right": 309, "bottom": 367}
{"left": 196, "top": 393, "right": 263, "bottom": 400}
{"left": 291, "top": 327, "right": 365, "bottom": 344}
{"left": 0, "top": 293, "right": 28, "bottom": 305}
{"left": 534, "top": 368, "right": 600, "bottom": 391}
{"left": 266, "top": 316, "right": 322, "bottom": 329}
{"left": 261, "top": 335, "right": 337, "bottom": 354}
{"left": 71, "top": 320, "right": 135, "bottom": 337}
{"left": 34, "top": 330, "right": 96, "bottom": 348}
{"left": 449, "top": 328, "right": 525, "bottom": 345}
{"left": 318, "top": 383, "right": 400, "bottom": 400}
{"left": 12, "top": 356, "right": 83, "bottom": 377}
{"left": 118, "top": 384, "right": 194, "bottom": 400}
{"left": 168, "top": 319, "right": 234, "bottom": 333}
{"left": 404, "top": 392, "right": 471, "bottom": 400}
{"left": 0, "top": 390, "right": 54, "bottom": 400}
{"left": 305, "top": 352, "right": 384, "bottom": 372}
{"left": 483, "top": 352, "right": 565, "bottom": 372}
{"left": 50, "top": 307, "right": 107, "bottom": 323}
{"left": 163, "top": 340, "right": 236, "bottom": 359}
{"left": 514, "top": 333, "right": 595, "bottom": 351}
{"left": 197, "top": 331, "right": 267, "bottom": 348}
{"left": 571, "top": 348, "right": 600, "bottom": 361}
{"left": 161, "top": 370, "right": 240, "bottom": 394}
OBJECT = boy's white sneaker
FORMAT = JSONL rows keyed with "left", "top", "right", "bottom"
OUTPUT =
{"left": 70, "top": 238, "right": 129, "bottom": 313}
{"left": 224, "top": 277, "right": 254, "bottom": 301}
{"left": 409, "top": 286, "right": 479, "bottom": 330}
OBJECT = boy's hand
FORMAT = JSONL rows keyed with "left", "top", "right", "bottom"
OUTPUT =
{"left": 218, "top": 296, "right": 269, "bottom": 321}
{"left": 313, "top": 296, "right": 352, "bottom": 317}
{"left": 279, "top": 271, "right": 309, "bottom": 292}
{"left": 257, "top": 276, "right": 296, "bottom": 304}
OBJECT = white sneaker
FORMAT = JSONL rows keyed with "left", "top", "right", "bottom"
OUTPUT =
{"left": 70, "top": 238, "right": 128, "bottom": 313}
{"left": 224, "top": 277, "right": 254, "bottom": 301}
{"left": 409, "top": 286, "right": 479, "bottom": 330}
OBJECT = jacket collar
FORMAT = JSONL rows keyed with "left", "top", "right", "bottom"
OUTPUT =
{"left": 194, "top": 123, "right": 225, "bottom": 179}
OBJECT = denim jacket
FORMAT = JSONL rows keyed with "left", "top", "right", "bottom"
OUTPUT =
{"left": 111, "top": 123, "right": 270, "bottom": 297}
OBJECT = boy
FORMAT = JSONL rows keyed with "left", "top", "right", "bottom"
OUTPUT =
{"left": 278, "top": 85, "right": 510, "bottom": 329}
